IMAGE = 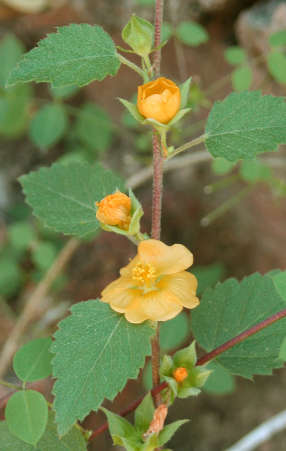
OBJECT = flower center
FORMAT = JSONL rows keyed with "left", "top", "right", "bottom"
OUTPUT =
{"left": 132, "top": 263, "right": 157, "bottom": 287}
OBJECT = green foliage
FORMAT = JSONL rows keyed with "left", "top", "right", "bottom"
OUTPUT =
{"left": 32, "top": 241, "right": 57, "bottom": 271}
{"left": 205, "top": 91, "right": 286, "bottom": 161}
{"left": 180, "top": 77, "right": 192, "bottom": 109}
{"left": 192, "top": 273, "right": 286, "bottom": 378}
{"left": 8, "top": 221, "right": 35, "bottom": 252}
{"left": 158, "top": 420, "right": 189, "bottom": 447}
{"left": 0, "top": 412, "right": 87, "bottom": 450}
{"left": 267, "top": 51, "right": 286, "bottom": 84}
{"left": 29, "top": 104, "right": 68, "bottom": 150}
{"left": 0, "top": 34, "right": 24, "bottom": 88}
{"left": 20, "top": 162, "right": 124, "bottom": 238}
{"left": 0, "top": 85, "right": 32, "bottom": 137}
{"left": 52, "top": 300, "right": 154, "bottom": 435}
{"left": 269, "top": 30, "right": 286, "bottom": 47}
{"left": 279, "top": 337, "right": 286, "bottom": 361}
{"left": 224, "top": 46, "right": 246, "bottom": 65}
{"left": 0, "top": 257, "right": 22, "bottom": 297}
{"left": 211, "top": 157, "right": 236, "bottom": 175}
{"left": 75, "top": 103, "right": 113, "bottom": 152}
{"left": 13, "top": 337, "right": 53, "bottom": 382}
{"left": 203, "top": 361, "right": 235, "bottom": 395}
{"left": 176, "top": 21, "right": 208, "bottom": 47}
{"left": 270, "top": 270, "right": 286, "bottom": 302}
{"left": 161, "top": 22, "right": 173, "bottom": 43}
{"left": 160, "top": 312, "right": 189, "bottom": 352}
{"left": 49, "top": 84, "right": 79, "bottom": 99}
{"left": 231, "top": 66, "right": 252, "bottom": 91}
{"left": 8, "top": 24, "right": 120, "bottom": 88}
{"left": 192, "top": 263, "right": 225, "bottom": 296}
{"left": 239, "top": 159, "right": 272, "bottom": 183}
{"left": 5, "top": 390, "right": 48, "bottom": 445}
{"left": 134, "top": 393, "right": 154, "bottom": 433}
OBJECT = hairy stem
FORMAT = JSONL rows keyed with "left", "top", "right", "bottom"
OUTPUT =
{"left": 89, "top": 306, "right": 286, "bottom": 442}
{"left": 168, "top": 134, "right": 207, "bottom": 159}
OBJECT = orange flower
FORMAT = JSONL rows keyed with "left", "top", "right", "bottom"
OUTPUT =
{"left": 173, "top": 367, "right": 188, "bottom": 383}
{"left": 137, "top": 77, "right": 181, "bottom": 124}
{"left": 96, "top": 192, "right": 131, "bottom": 230}
{"left": 101, "top": 239, "right": 199, "bottom": 323}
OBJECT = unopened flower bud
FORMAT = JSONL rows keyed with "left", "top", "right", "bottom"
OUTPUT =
{"left": 137, "top": 77, "right": 181, "bottom": 124}
{"left": 96, "top": 191, "right": 131, "bottom": 230}
{"left": 122, "top": 14, "right": 154, "bottom": 57}
{"left": 173, "top": 367, "right": 188, "bottom": 383}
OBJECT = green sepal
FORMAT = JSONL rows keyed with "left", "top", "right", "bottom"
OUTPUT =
{"left": 129, "top": 189, "right": 144, "bottom": 236}
{"left": 180, "top": 77, "right": 192, "bottom": 109}
{"left": 135, "top": 393, "right": 155, "bottom": 433}
{"left": 158, "top": 420, "right": 189, "bottom": 447}
{"left": 160, "top": 355, "right": 173, "bottom": 375}
{"left": 178, "top": 386, "right": 201, "bottom": 398}
{"left": 122, "top": 15, "right": 154, "bottom": 57}
{"left": 118, "top": 98, "right": 145, "bottom": 123}
{"left": 167, "top": 108, "right": 192, "bottom": 127}
{"left": 161, "top": 376, "right": 178, "bottom": 405}
{"left": 101, "top": 407, "right": 135, "bottom": 440}
{"left": 141, "top": 434, "right": 160, "bottom": 451}
{"left": 173, "top": 341, "right": 197, "bottom": 368}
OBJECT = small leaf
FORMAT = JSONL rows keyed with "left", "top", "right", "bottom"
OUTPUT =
{"left": 232, "top": 66, "right": 252, "bottom": 91}
{"left": 0, "top": 411, "right": 87, "bottom": 450}
{"left": 269, "top": 30, "right": 286, "bottom": 47}
{"left": 75, "top": 103, "right": 113, "bottom": 152}
{"left": 5, "top": 390, "right": 48, "bottom": 445}
{"left": 20, "top": 162, "right": 124, "bottom": 238}
{"left": 8, "top": 24, "right": 120, "bottom": 88}
{"left": 32, "top": 241, "right": 57, "bottom": 271}
{"left": 239, "top": 159, "right": 272, "bottom": 183}
{"left": 211, "top": 158, "right": 236, "bottom": 175}
{"left": 0, "top": 34, "right": 24, "bottom": 89}
{"left": 8, "top": 221, "right": 35, "bottom": 252}
{"left": 158, "top": 420, "right": 189, "bottom": 446}
{"left": 224, "top": 46, "right": 246, "bottom": 65}
{"left": 267, "top": 51, "right": 286, "bottom": 85}
{"left": 203, "top": 361, "right": 235, "bottom": 394}
{"left": 192, "top": 273, "right": 286, "bottom": 378}
{"left": 205, "top": 91, "right": 286, "bottom": 161}
{"left": 134, "top": 392, "right": 154, "bottom": 432}
{"left": 0, "top": 85, "right": 32, "bottom": 137}
{"left": 52, "top": 300, "right": 154, "bottom": 435}
{"left": 29, "top": 104, "right": 68, "bottom": 150}
{"left": 176, "top": 21, "right": 208, "bottom": 47}
{"left": 0, "top": 258, "right": 22, "bottom": 297}
{"left": 13, "top": 337, "right": 53, "bottom": 382}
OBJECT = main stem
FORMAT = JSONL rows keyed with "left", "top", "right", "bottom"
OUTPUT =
{"left": 151, "top": 0, "right": 164, "bottom": 408}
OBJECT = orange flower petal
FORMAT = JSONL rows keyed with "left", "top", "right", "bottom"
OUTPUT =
{"left": 159, "top": 271, "right": 199, "bottom": 309}
{"left": 140, "top": 289, "right": 182, "bottom": 321}
{"left": 138, "top": 240, "right": 193, "bottom": 275}
{"left": 101, "top": 277, "right": 136, "bottom": 311}
{"left": 124, "top": 299, "right": 148, "bottom": 324}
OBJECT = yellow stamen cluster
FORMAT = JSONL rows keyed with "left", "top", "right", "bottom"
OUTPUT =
{"left": 132, "top": 263, "right": 157, "bottom": 285}
{"left": 173, "top": 367, "right": 188, "bottom": 383}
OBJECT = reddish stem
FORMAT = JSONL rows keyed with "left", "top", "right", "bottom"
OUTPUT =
{"left": 153, "top": 0, "right": 164, "bottom": 77}
{"left": 88, "top": 307, "right": 286, "bottom": 443}
{"left": 151, "top": 132, "right": 163, "bottom": 241}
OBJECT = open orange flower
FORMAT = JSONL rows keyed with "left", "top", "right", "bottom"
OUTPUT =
{"left": 101, "top": 239, "right": 199, "bottom": 323}
{"left": 137, "top": 77, "right": 181, "bottom": 124}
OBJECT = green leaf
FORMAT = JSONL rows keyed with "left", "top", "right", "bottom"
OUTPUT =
{"left": 232, "top": 66, "right": 252, "bottom": 91}
{"left": 0, "top": 257, "right": 22, "bottom": 297}
{"left": 13, "top": 337, "right": 53, "bottom": 382}
{"left": 279, "top": 337, "right": 286, "bottom": 361}
{"left": 192, "top": 273, "right": 286, "bottom": 378}
{"left": 52, "top": 300, "right": 154, "bottom": 435}
{"left": 75, "top": 103, "right": 113, "bottom": 152}
{"left": 101, "top": 407, "right": 135, "bottom": 439}
{"left": 267, "top": 51, "right": 286, "bottom": 85}
{"left": 0, "top": 411, "right": 87, "bottom": 450}
{"left": 205, "top": 91, "right": 286, "bottom": 161}
{"left": 20, "top": 162, "right": 124, "bottom": 238}
{"left": 239, "top": 159, "right": 272, "bottom": 183}
{"left": 211, "top": 157, "right": 236, "bottom": 175}
{"left": 203, "top": 361, "right": 235, "bottom": 394}
{"left": 271, "top": 271, "right": 286, "bottom": 302}
{"left": 32, "top": 242, "right": 57, "bottom": 271}
{"left": 49, "top": 84, "right": 79, "bottom": 99}
{"left": 176, "top": 21, "right": 208, "bottom": 47}
{"left": 7, "top": 24, "right": 120, "bottom": 88}
{"left": 134, "top": 393, "right": 154, "bottom": 433}
{"left": 8, "top": 221, "right": 35, "bottom": 252}
{"left": 5, "top": 390, "right": 48, "bottom": 445}
{"left": 269, "top": 30, "right": 286, "bottom": 47}
{"left": 224, "top": 46, "right": 246, "bottom": 65}
{"left": 160, "top": 311, "right": 189, "bottom": 351}
{"left": 29, "top": 104, "right": 68, "bottom": 150}
{"left": 0, "top": 34, "right": 24, "bottom": 89}
{"left": 0, "top": 85, "right": 32, "bottom": 137}
{"left": 192, "top": 263, "right": 225, "bottom": 296}
{"left": 158, "top": 420, "right": 189, "bottom": 446}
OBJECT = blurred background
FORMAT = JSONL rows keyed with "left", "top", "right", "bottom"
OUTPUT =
{"left": 0, "top": 0, "right": 286, "bottom": 449}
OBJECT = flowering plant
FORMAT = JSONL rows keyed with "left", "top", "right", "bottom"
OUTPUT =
{"left": 1, "top": 2, "right": 286, "bottom": 451}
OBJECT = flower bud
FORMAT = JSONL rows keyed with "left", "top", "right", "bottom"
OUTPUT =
{"left": 137, "top": 77, "right": 181, "bottom": 124}
{"left": 122, "top": 14, "right": 154, "bottom": 57}
{"left": 96, "top": 191, "right": 131, "bottom": 230}
{"left": 173, "top": 367, "right": 188, "bottom": 383}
